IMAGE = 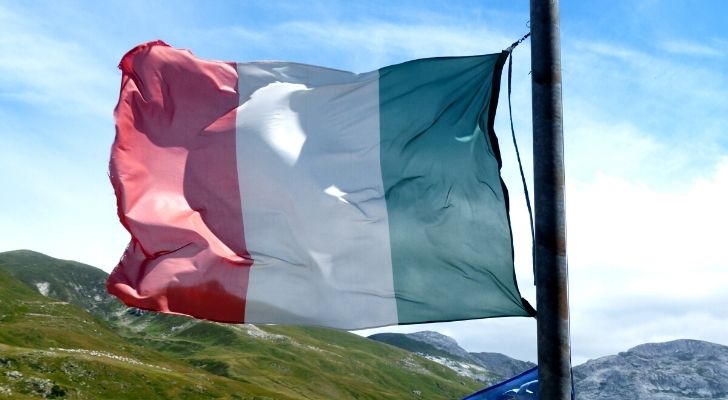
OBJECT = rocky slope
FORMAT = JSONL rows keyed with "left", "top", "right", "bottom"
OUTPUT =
{"left": 369, "top": 331, "right": 534, "bottom": 385}
{"left": 469, "top": 352, "right": 535, "bottom": 379}
{"left": 368, "top": 329, "right": 728, "bottom": 400}
{"left": 573, "top": 339, "right": 728, "bottom": 400}
{"left": 407, "top": 331, "right": 473, "bottom": 360}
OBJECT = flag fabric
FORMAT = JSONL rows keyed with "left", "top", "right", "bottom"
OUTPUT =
{"left": 108, "top": 40, "right": 533, "bottom": 329}
{"left": 463, "top": 367, "right": 539, "bottom": 400}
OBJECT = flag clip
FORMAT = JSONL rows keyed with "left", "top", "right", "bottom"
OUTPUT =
{"left": 505, "top": 32, "right": 531, "bottom": 53}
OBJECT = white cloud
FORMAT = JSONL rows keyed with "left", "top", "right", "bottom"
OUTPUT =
{"left": 0, "top": 114, "right": 128, "bottom": 270}
{"left": 554, "top": 43, "right": 728, "bottom": 362}
{"left": 279, "top": 20, "right": 511, "bottom": 65}
{"left": 198, "top": 19, "right": 516, "bottom": 72}
{"left": 567, "top": 157, "right": 728, "bottom": 363}
{"left": 569, "top": 160, "right": 728, "bottom": 277}
{"left": 0, "top": 4, "right": 117, "bottom": 117}
{"left": 660, "top": 40, "right": 724, "bottom": 57}
{"left": 566, "top": 40, "right": 728, "bottom": 132}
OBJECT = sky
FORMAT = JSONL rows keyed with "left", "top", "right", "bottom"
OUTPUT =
{"left": 1, "top": 0, "right": 727, "bottom": 365}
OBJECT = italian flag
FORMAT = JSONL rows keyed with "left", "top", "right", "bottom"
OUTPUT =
{"left": 108, "top": 41, "right": 533, "bottom": 330}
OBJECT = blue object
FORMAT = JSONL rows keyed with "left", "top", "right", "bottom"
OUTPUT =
{"left": 463, "top": 367, "right": 575, "bottom": 400}
{"left": 463, "top": 367, "right": 539, "bottom": 400}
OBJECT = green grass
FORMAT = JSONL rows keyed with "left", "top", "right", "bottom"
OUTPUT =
{"left": 0, "top": 250, "right": 122, "bottom": 318}
{"left": 0, "top": 250, "right": 483, "bottom": 399}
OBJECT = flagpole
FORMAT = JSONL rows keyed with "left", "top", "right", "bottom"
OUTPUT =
{"left": 529, "top": 0, "right": 572, "bottom": 399}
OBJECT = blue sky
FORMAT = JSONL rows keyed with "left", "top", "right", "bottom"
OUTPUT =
{"left": 1, "top": 0, "right": 727, "bottom": 365}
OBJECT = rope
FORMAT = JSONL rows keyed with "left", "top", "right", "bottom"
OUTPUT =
{"left": 505, "top": 33, "right": 536, "bottom": 284}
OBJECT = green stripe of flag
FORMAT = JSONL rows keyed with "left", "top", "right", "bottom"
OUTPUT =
{"left": 379, "top": 53, "right": 530, "bottom": 323}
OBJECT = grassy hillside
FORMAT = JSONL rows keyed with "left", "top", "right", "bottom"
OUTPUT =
{"left": 0, "top": 250, "right": 482, "bottom": 399}
{"left": 0, "top": 250, "right": 122, "bottom": 318}
{"left": 0, "top": 269, "right": 292, "bottom": 399}
{"left": 122, "top": 317, "right": 480, "bottom": 399}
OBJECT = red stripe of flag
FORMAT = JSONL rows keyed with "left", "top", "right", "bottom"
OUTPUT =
{"left": 107, "top": 41, "right": 252, "bottom": 323}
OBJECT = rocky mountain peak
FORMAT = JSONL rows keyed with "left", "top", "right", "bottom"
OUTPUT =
{"left": 629, "top": 339, "right": 726, "bottom": 357}
{"left": 408, "top": 331, "right": 471, "bottom": 360}
{"left": 368, "top": 331, "right": 536, "bottom": 385}
{"left": 469, "top": 352, "right": 535, "bottom": 379}
{"left": 574, "top": 339, "right": 728, "bottom": 400}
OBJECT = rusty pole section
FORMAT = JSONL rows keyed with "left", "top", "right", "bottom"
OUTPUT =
{"left": 529, "top": 0, "right": 572, "bottom": 399}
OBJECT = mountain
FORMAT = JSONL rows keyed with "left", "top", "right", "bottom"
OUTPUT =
{"left": 0, "top": 250, "right": 481, "bottom": 399}
{"left": 369, "top": 330, "right": 728, "bottom": 400}
{"left": 4, "top": 250, "right": 727, "bottom": 400}
{"left": 367, "top": 332, "right": 470, "bottom": 361}
{"left": 573, "top": 339, "right": 728, "bottom": 400}
{"left": 407, "top": 331, "right": 473, "bottom": 360}
{"left": 0, "top": 250, "right": 122, "bottom": 318}
{"left": 369, "top": 331, "right": 534, "bottom": 385}
{"left": 468, "top": 352, "right": 535, "bottom": 379}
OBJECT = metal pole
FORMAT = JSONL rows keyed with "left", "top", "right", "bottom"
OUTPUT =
{"left": 529, "top": 0, "right": 572, "bottom": 399}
